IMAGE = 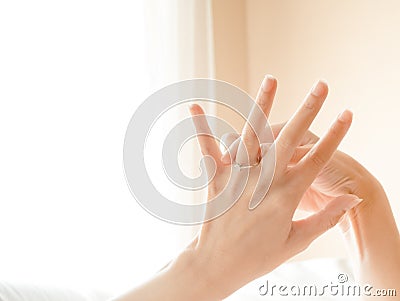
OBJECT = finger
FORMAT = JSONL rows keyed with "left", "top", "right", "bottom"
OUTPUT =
{"left": 220, "top": 132, "right": 240, "bottom": 151}
{"left": 302, "top": 131, "right": 319, "bottom": 145}
{"left": 221, "top": 136, "right": 240, "bottom": 165}
{"left": 288, "top": 194, "right": 363, "bottom": 252}
{"left": 293, "top": 110, "right": 352, "bottom": 186}
{"left": 237, "top": 75, "right": 277, "bottom": 165}
{"left": 275, "top": 80, "right": 328, "bottom": 167}
{"left": 289, "top": 145, "right": 313, "bottom": 165}
{"left": 248, "top": 142, "right": 276, "bottom": 210}
{"left": 271, "top": 122, "right": 319, "bottom": 145}
{"left": 271, "top": 122, "right": 286, "bottom": 138}
{"left": 220, "top": 123, "right": 303, "bottom": 165}
{"left": 189, "top": 104, "right": 222, "bottom": 160}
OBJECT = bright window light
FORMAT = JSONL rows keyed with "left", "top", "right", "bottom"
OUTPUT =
{"left": 0, "top": 0, "right": 188, "bottom": 294}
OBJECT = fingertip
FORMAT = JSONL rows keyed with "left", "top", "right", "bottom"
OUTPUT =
{"left": 261, "top": 74, "right": 277, "bottom": 92}
{"left": 337, "top": 109, "right": 353, "bottom": 123}
{"left": 310, "top": 79, "right": 329, "bottom": 97}
{"left": 188, "top": 103, "right": 205, "bottom": 115}
{"left": 220, "top": 152, "right": 231, "bottom": 165}
{"left": 327, "top": 194, "right": 363, "bottom": 213}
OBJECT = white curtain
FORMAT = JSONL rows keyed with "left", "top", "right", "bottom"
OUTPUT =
{"left": 141, "top": 0, "right": 217, "bottom": 251}
{"left": 0, "top": 0, "right": 216, "bottom": 295}
{"left": 145, "top": 0, "right": 215, "bottom": 85}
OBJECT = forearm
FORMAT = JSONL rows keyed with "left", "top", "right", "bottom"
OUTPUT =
{"left": 343, "top": 177, "right": 400, "bottom": 290}
{"left": 112, "top": 251, "right": 219, "bottom": 301}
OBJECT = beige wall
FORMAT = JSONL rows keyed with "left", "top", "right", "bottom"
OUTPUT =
{"left": 212, "top": 0, "right": 248, "bottom": 90}
{"left": 212, "top": 0, "right": 249, "bottom": 133}
{"left": 213, "top": 0, "right": 400, "bottom": 259}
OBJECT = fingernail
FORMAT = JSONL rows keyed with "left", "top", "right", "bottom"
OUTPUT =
{"left": 262, "top": 74, "right": 275, "bottom": 92}
{"left": 338, "top": 109, "right": 353, "bottom": 123}
{"left": 220, "top": 152, "right": 231, "bottom": 164}
{"left": 345, "top": 198, "right": 363, "bottom": 210}
{"left": 220, "top": 153, "right": 230, "bottom": 164}
{"left": 310, "top": 80, "right": 327, "bottom": 97}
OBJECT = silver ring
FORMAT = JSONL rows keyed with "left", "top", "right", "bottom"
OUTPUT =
{"left": 233, "top": 157, "right": 261, "bottom": 170}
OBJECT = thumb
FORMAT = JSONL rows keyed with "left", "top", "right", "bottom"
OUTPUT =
{"left": 290, "top": 194, "right": 363, "bottom": 251}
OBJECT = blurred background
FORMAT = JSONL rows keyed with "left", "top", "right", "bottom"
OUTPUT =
{"left": 212, "top": 0, "right": 400, "bottom": 262}
{"left": 0, "top": 0, "right": 399, "bottom": 297}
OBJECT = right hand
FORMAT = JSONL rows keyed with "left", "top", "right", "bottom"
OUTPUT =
{"left": 185, "top": 79, "right": 360, "bottom": 300}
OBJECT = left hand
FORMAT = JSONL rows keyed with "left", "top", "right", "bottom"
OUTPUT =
{"left": 113, "top": 77, "right": 363, "bottom": 301}
{"left": 180, "top": 78, "right": 361, "bottom": 300}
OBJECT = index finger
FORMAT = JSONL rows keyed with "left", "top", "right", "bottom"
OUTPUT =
{"left": 189, "top": 104, "right": 222, "bottom": 161}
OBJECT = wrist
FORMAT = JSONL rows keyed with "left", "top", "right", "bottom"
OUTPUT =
{"left": 342, "top": 176, "right": 400, "bottom": 288}
{"left": 346, "top": 155, "right": 384, "bottom": 206}
{"left": 167, "top": 249, "right": 221, "bottom": 301}
{"left": 343, "top": 164, "right": 385, "bottom": 228}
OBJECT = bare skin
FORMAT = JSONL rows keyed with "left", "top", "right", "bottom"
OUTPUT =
{"left": 113, "top": 78, "right": 364, "bottom": 300}
{"left": 222, "top": 122, "right": 400, "bottom": 296}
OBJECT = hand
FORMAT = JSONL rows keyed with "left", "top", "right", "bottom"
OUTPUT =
{"left": 221, "top": 124, "right": 378, "bottom": 213}
{"left": 184, "top": 78, "right": 360, "bottom": 299}
{"left": 113, "top": 78, "right": 365, "bottom": 301}
{"left": 218, "top": 85, "right": 400, "bottom": 294}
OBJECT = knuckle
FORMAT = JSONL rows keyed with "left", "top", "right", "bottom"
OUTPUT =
{"left": 304, "top": 99, "right": 316, "bottom": 110}
{"left": 291, "top": 147, "right": 303, "bottom": 162}
{"left": 278, "top": 135, "right": 294, "bottom": 151}
{"left": 303, "top": 94, "right": 324, "bottom": 112}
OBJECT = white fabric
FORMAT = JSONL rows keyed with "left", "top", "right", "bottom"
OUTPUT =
{"left": 0, "top": 258, "right": 353, "bottom": 301}
{"left": 227, "top": 258, "right": 354, "bottom": 300}
{"left": 0, "top": 281, "right": 110, "bottom": 301}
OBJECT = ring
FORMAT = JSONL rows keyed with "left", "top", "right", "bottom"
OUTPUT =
{"left": 233, "top": 156, "right": 261, "bottom": 170}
